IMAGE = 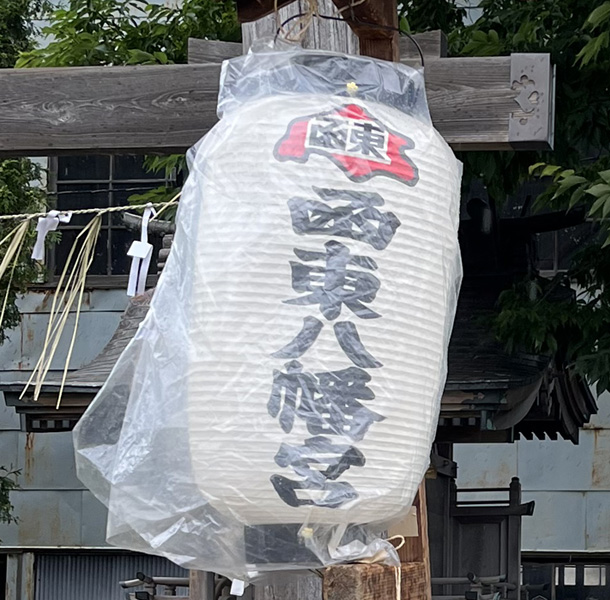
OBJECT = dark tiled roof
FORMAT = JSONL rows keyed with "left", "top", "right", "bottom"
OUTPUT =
{"left": 2, "top": 277, "right": 596, "bottom": 442}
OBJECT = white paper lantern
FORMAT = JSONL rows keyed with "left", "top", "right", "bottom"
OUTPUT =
{"left": 74, "top": 48, "right": 462, "bottom": 579}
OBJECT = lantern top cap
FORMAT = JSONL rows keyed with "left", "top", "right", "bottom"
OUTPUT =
{"left": 217, "top": 43, "right": 430, "bottom": 123}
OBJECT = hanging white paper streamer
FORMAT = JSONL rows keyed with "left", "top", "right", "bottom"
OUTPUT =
{"left": 126, "top": 204, "right": 156, "bottom": 297}
{"left": 31, "top": 210, "right": 72, "bottom": 261}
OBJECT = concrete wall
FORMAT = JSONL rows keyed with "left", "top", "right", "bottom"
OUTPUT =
{"left": 455, "top": 393, "right": 610, "bottom": 554}
{"left": 0, "top": 289, "right": 127, "bottom": 547}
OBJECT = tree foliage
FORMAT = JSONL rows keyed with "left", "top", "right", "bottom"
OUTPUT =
{"left": 0, "top": 1, "right": 47, "bottom": 344}
{"left": 439, "top": 0, "right": 610, "bottom": 393}
{"left": 0, "top": 0, "right": 48, "bottom": 68}
{"left": 0, "top": 466, "right": 19, "bottom": 528}
{"left": 398, "top": 0, "right": 465, "bottom": 35}
{"left": 17, "top": 0, "right": 241, "bottom": 209}
{"left": 17, "top": 0, "right": 240, "bottom": 68}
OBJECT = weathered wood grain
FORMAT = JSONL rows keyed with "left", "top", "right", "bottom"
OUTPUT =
{"left": 186, "top": 39, "right": 243, "bottom": 63}
{"left": 0, "top": 52, "right": 552, "bottom": 155}
{"left": 238, "top": 0, "right": 400, "bottom": 61}
{"left": 254, "top": 573, "right": 322, "bottom": 600}
{"left": 241, "top": 0, "right": 359, "bottom": 55}
{"left": 189, "top": 571, "right": 213, "bottom": 600}
{"left": 398, "top": 484, "right": 432, "bottom": 600}
{"left": 400, "top": 30, "right": 447, "bottom": 61}
{"left": 0, "top": 64, "right": 221, "bottom": 156}
{"left": 331, "top": 0, "right": 399, "bottom": 62}
{"left": 191, "top": 30, "right": 447, "bottom": 63}
{"left": 324, "top": 563, "right": 428, "bottom": 600}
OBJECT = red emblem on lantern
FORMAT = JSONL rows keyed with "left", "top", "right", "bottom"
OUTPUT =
{"left": 274, "top": 104, "right": 419, "bottom": 186}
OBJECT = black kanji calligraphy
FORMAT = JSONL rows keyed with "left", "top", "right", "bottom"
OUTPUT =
{"left": 347, "top": 121, "right": 389, "bottom": 161}
{"left": 270, "top": 474, "right": 358, "bottom": 508}
{"left": 271, "top": 436, "right": 365, "bottom": 508}
{"left": 285, "top": 240, "right": 381, "bottom": 320}
{"left": 268, "top": 360, "right": 318, "bottom": 433}
{"left": 334, "top": 321, "right": 383, "bottom": 368}
{"left": 272, "top": 316, "right": 324, "bottom": 359}
{"left": 274, "top": 436, "right": 365, "bottom": 480}
{"left": 271, "top": 317, "right": 382, "bottom": 368}
{"left": 299, "top": 366, "right": 384, "bottom": 441}
{"left": 307, "top": 117, "right": 348, "bottom": 152}
{"left": 288, "top": 187, "right": 401, "bottom": 250}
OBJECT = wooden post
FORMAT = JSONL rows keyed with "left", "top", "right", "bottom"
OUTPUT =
{"left": 189, "top": 571, "right": 214, "bottom": 600}
{"left": 237, "top": 0, "right": 400, "bottom": 61}
{"left": 323, "top": 482, "right": 431, "bottom": 600}
{"left": 332, "top": 0, "right": 400, "bottom": 62}
{"left": 241, "top": 0, "right": 359, "bottom": 55}
{"left": 324, "top": 563, "right": 428, "bottom": 600}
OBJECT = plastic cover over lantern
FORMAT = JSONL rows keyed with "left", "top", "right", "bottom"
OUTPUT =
{"left": 73, "top": 44, "right": 463, "bottom": 582}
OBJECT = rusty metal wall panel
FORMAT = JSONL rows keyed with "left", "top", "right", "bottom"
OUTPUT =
{"left": 0, "top": 490, "right": 83, "bottom": 546}
{"left": 35, "top": 553, "right": 188, "bottom": 600}
{"left": 0, "top": 399, "right": 21, "bottom": 430}
{"left": 586, "top": 492, "right": 610, "bottom": 550}
{"left": 592, "top": 429, "right": 610, "bottom": 490}
{"left": 17, "top": 432, "right": 82, "bottom": 490}
{"left": 453, "top": 443, "right": 517, "bottom": 488}
{"left": 0, "top": 290, "right": 127, "bottom": 374}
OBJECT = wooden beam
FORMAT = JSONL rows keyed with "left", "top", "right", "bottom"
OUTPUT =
{"left": 0, "top": 47, "right": 553, "bottom": 156}
{"left": 332, "top": 0, "right": 400, "bottom": 62}
{"left": 324, "top": 563, "right": 428, "bottom": 600}
{"left": 400, "top": 30, "right": 447, "bottom": 61}
{"left": 186, "top": 39, "right": 243, "bottom": 63}
{"left": 0, "top": 63, "right": 220, "bottom": 156}
{"left": 188, "top": 38, "right": 552, "bottom": 152}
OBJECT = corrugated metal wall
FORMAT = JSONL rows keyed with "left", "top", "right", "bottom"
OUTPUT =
{"left": 35, "top": 553, "right": 188, "bottom": 600}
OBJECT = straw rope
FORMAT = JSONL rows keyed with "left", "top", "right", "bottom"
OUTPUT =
{"left": 0, "top": 192, "right": 180, "bottom": 222}
{"left": 0, "top": 192, "right": 182, "bottom": 407}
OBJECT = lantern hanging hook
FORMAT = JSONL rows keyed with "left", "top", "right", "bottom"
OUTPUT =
{"left": 275, "top": 6, "right": 425, "bottom": 68}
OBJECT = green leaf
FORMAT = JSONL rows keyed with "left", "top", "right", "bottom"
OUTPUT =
{"left": 599, "top": 170, "right": 610, "bottom": 185}
{"left": 153, "top": 51, "right": 169, "bottom": 64}
{"left": 568, "top": 186, "right": 587, "bottom": 209}
{"left": 602, "top": 195, "right": 610, "bottom": 219}
{"left": 576, "top": 30, "right": 610, "bottom": 65}
{"left": 540, "top": 164, "right": 562, "bottom": 177}
{"left": 529, "top": 162, "right": 546, "bottom": 175}
{"left": 126, "top": 49, "right": 156, "bottom": 64}
{"left": 586, "top": 1, "right": 610, "bottom": 28}
{"left": 588, "top": 193, "right": 610, "bottom": 216}
{"left": 553, "top": 175, "right": 587, "bottom": 200}
{"left": 585, "top": 183, "right": 610, "bottom": 198}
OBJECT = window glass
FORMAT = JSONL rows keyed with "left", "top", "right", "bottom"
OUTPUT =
{"left": 52, "top": 156, "right": 171, "bottom": 278}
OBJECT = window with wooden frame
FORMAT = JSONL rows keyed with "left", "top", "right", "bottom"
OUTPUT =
{"left": 47, "top": 155, "right": 174, "bottom": 287}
